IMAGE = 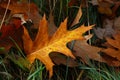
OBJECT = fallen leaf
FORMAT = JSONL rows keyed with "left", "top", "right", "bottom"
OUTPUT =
{"left": 23, "top": 15, "right": 93, "bottom": 78}
{"left": 90, "top": 0, "right": 117, "bottom": 16}
{"left": 68, "top": 0, "right": 79, "bottom": 7}
{"left": 114, "top": 16, "right": 120, "bottom": 30}
{"left": 71, "top": 6, "right": 82, "bottom": 27}
{"left": 102, "top": 32, "right": 120, "bottom": 66}
{"left": 94, "top": 27, "right": 115, "bottom": 39}
{"left": 90, "top": 0, "right": 114, "bottom": 6}
{"left": 48, "top": 12, "right": 78, "bottom": 67}
{"left": 73, "top": 35, "right": 106, "bottom": 64}
{"left": 0, "top": 1, "right": 42, "bottom": 28}
{"left": 50, "top": 52, "right": 78, "bottom": 67}
{"left": 98, "top": 4, "right": 112, "bottom": 16}
{"left": 111, "top": 1, "right": 120, "bottom": 18}
{"left": 0, "top": 6, "right": 10, "bottom": 22}
{"left": 0, "top": 1, "right": 37, "bottom": 15}
{"left": 94, "top": 19, "right": 116, "bottom": 39}
{"left": 48, "top": 12, "right": 57, "bottom": 36}
{"left": 0, "top": 18, "right": 21, "bottom": 39}
{"left": 89, "top": 0, "right": 99, "bottom": 5}
{"left": 98, "top": 1, "right": 120, "bottom": 18}
{"left": 0, "top": 18, "right": 23, "bottom": 51}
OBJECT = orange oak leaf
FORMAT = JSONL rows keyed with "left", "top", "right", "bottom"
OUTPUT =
{"left": 48, "top": 12, "right": 78, "bottom": 67}
{"left": 73, "top": 35, "right": 106, "bottom": 64}
{"left": 22, "top": 15, "right": 93, "bottom": 78}
{"left": 102, "top": 32, "right": 120, "bottom": 66}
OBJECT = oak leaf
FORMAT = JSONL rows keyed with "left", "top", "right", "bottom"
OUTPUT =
{"left": 0, "top": 19, "right": 23, "bottom": 51}
{"left": 22, "top": 15, "right": 93, "bottom": 78}
{"left": 89, "top": 0, "right": 114, "bottom": 6}
{"left": 89, "top": 0, "right": 99, "bottom": 5}
{"left": 0, "top": 1, "right": 37, "bottom": 15}
{"left": 68, "top": 0, "right": 79, "bottom": 7}
{"left": 98, "top": 3, "right": 112, "bottom": 16}
{"left": 0, "top": 6, "right": 10, "bottom": 22}
{"left": 94, "top": 19, "right": 115, "bottom": 39}
{"left": 50, "top": 52, "right": 78, "bottom": 67}
{"left": 90, "top": 0, "right": 120, "bottom": 17}
{"left": 71, "top": 6, "right": 82, "bottom": 27}
{"left": 48, "top": 12, "right": 57, "bottom": 36}
{"left": 47, "top": 12, "right": 77, "bottom": 66}
{"left": 0, "top": 1, "right": 41, "bottom": 28}
{"left": 102, "top": 32, "right": 120, "bottom": 66}
{"left": 94, "top": 26, "right": 115, "bottom": 39}
{"left": 114, "top": 16, "right": 120, "bottom": 31}
{"left": 73, "top": 35, "right": 106, "bottom": 64}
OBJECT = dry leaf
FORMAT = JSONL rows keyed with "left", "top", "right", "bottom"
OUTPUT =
{"left": 98, "top": 4, "right": 112, "bottom": 16}
{"left": 89, "top": 0, "right": 99, "bottom": 5}
{"left": 73, "top": 35, "right": 106, "bottom": 64}
{"left": 0, "top": 1, "right": 37, "bottom": 15}
{"left": 23, "top": 15, "right": 93, "bottom": 78}
{"left": 50, "top": 52, "right": 78, "bottom": 67}
{"left": 90, "top": 0, "right": 120, "bottom": 17}
{"left": 102, "top": 32, "right": 120, "bottom": 66}
{"left": 98, "top": 1, "right": 120, "bottom": 18}
{"left": 48, "top": 12, "right": 57, "bottom": 36}
{"left": 48, "top": 12, "right": 78, "bottom": 67}
{"left": 90, "top": 0, "right": 114, "bottom": 6}
{"left": 111, "top": 1, "right": 120, "bottom": 18}
{"left": 0, "top": 1, "right": 41, "bottom": 28}
{"left": 71, "top": 6, "right": 82, "bottom": 27}
{"left": 0, "top": 19, "right": 23, "bottom": 51}
{"left": 94, "top": 19, "right": 115, "bottom": 39}
{"left": 94, "top": 27, "right": 115, "bottom": 39}
{"left": 114, "top": 16, "right": 120, "bottom": 30}
{"left": 68, "top": 0, "right": 79, "bottom": 7}
{"left": 0, "top": 6, "right": 10, "bottom": 22}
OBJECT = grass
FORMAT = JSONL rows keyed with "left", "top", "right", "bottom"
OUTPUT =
{"left": 1, "top": 49, "right": 120, "bottom": 80}
{"left": 0, "top": 0, "right": 120, "bottom": 80}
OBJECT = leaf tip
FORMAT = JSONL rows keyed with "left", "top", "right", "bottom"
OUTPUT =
{"left": 43, "top": 14, "right": 47, "bottom": 20}
{"left": 64, "top": 18, "right": 68, "bottom": 23}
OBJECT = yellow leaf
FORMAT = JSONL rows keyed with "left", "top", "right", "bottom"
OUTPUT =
{"left": 22, "top": 15, "right": 93, "bottom": 78}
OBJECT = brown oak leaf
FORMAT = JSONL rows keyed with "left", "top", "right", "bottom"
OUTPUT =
{"left": 0, "top": 1, "right": 41, "bottom": 28}
{"left": 102, "top": 32, "right": 120, "bottom": 66}
{"left": 22, "top": 15, "right": 93, "bottom": 78}
{"left": 50, "top": 52, "right": 78, "bottom": 67}
{"left": 94, "top": 19, "right": 116, "bottom": 39}
{"left": 73, "top": 35, "right": 106, "bottom": 64}
{"left": 114, "top": 16, "right": 120, "bottom": 31}
{"left": 48, "top": 11, "right": 57, "bottom": 36}
{"left": 0, "top": 18, "right": 23, "bottom": 51}
{"left": 71, "top": 6, "right": 82, "bottom": 27}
